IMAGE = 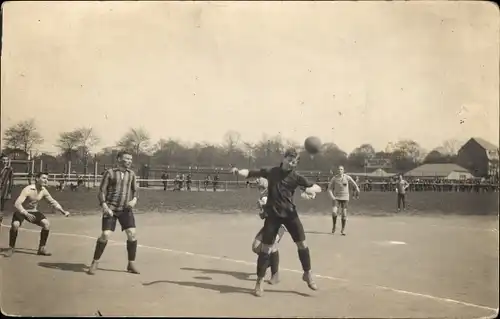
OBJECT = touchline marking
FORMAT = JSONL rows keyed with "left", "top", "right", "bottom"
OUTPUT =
{"left": 1, "top": 224, "right": 497, "bottom": 313}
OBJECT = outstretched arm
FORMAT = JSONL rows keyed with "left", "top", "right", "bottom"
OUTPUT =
{"left": 231, "top": 167, "right": 269, "bottom": 179}
{"left": 43, "top": 188, "right": 68, "bottom": 216}
{"left": 347, "top": 175, "right": 361, "bottom": 194}
{"left": 297, "top": 175, "right": 322, "bottom": 195}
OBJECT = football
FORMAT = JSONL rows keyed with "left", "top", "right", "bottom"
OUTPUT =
{"left": 304, "top": 136, "right": 322, "bottom": 155}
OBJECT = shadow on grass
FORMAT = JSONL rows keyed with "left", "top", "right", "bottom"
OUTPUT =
{"left": 1, "top": 247, "right": 38, "bottom": 256}
{"left": 181, "top": 267, "right": 254, "bottom": 282}
{"left": 142, "top": 279, "right": 311, "bottom": 297}
{"left": 37, "top": 262, "right": 129, "bottom": 274}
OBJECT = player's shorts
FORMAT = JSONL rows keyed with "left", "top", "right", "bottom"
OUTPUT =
{"left": 11, "top": 211, "right": 47, "bottom": 227}
{"left": 261, "top": 213, "right": 306, "bottom": 245}
{"left": 255, "top": 224, "right": 286, "bottom": 244}
{"left": 334, "top": 199, "right": 349, "bottom": 209}
{"left": 102, "top": 208, "right": 136, "bottom": 232}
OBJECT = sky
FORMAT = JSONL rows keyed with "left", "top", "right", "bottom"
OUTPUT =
{"left": 1, "top": 1, "right": 499, "bottom": 155}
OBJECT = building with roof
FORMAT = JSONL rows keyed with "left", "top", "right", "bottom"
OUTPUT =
{"left": 456, "top": 137, "right": 499, "bottom": 177}
{"left": 404, "top": 163, "right": 473, "bottom": 180}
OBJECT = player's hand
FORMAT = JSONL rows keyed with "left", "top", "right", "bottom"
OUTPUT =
{"left": 259, "top": 212, "right": 266, "bottom": 220}
{"left": 127, "top": 198, "right": 137, "bottom": 208}
{"left": 24, "top": 212, "right": 36, "bottom": 223}
{"left": 301, "top": 191, "right": 316, "bottom": 200}
{"left": 102, "top": 206, "right": 113, "bottom": 217}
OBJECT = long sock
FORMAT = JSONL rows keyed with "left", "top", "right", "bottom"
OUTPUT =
{"left": 341, "top": 218, "right": 347, "bottom": 231}
{"left": 257, "top": 252, "right": 270, "bottom": 278}
{"left": 39, "top": 229, "right": 49, "bottom": 248}
{"left": 9, "top": 228, "right": 18, "bottom": 248}
{"left": 127, "top": 240, "right": 137, "bottom": 261}
{"left": 93, "top": 239, "right": 108, "bottom": 261}
{"left": 332, "top": 216, "right": 337, "bottom": 229}
{"left": 298, "top": 247, "right": 311, "bottom": 272}
{"left": 270, "top": 251, "right": 280, "bottom": 275}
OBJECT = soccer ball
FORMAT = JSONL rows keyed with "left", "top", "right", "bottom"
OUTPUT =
{"left": 304, "top": 136, "right": 322, "bottom": 155}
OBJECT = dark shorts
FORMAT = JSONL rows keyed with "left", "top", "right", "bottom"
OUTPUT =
{"left": 102, "top": 208, "right": 136, "bottom": 232}
{"left": 261, "top": 214, "right": 305, "bottom": 245}
{"left": 12, "top": 211, "right": 47, "bottom": 227}
{"left": 334, "top": 200, "right": 349, "bottom": 209}
{"left": 255, "top": 224, "right": 286, "bottom": 244}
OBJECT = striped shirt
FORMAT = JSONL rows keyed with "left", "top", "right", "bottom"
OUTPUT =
{"left": 14, "top": 185, "right": 62, "bottom": 213}
{"left": 0, "top": 166, "right": 14, "bottom": 198}
{"left": 99, "top": 168, "right": 138, "bottom": 212}
{"left": 328, "top": 174, "right": 358, "bottom": 201}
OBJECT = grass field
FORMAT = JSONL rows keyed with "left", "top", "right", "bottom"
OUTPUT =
{"left": 1, "top": 187, "right": 499, "bottom": 317}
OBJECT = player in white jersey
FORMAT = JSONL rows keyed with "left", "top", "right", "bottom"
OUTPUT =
{"left": 327, "top": 166, "right": 360, "bottom": 236}
{"left": 251, "top": 177, "right": 286, "bottom": 285}
{"left": 4, "top": 172, "right": 70, "bottom": 257}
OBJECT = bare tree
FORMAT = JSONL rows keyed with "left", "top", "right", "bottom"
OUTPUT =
{"left": 223, "top": 130, "right": 241, "bottom": 153}
{"left": 117, "top": 128, "right": 152, "bottom": 157}
{"left": 441, "top": 139, "right": 464, "bottom": 155}
{"left": 55, "top": 131, "right": 81, "bottom": 161}
{"left": 3, "top": 119, "right": 44, "bottom": 153}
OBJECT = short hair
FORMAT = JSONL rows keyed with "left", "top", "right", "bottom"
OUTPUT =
{"left": 35, "top": 172, "right": 49, "bottom": 178}
{"left": 117, "top": 150, "right": 133, "bottom": 159}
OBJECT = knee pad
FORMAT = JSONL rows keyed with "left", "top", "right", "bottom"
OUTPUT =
{"left": 100, "top": 230, "right": 112, "bottom": 241}
{"left": 40, "top": 219, "right": 50, "bottom": 230}
{"left": 125, "top": 229, "right": 136, "bottom": 241}
{"left": 332, "top": 206, "right": 338, "bottom": 217}
{"left": 11, "top": 221, "right": 21, "bottom": 230}
{"left": 341, "top": 209, "right": 348, "bottom": 218}
{"left": 296, "top": 241, "right": 307, "bottom": 250}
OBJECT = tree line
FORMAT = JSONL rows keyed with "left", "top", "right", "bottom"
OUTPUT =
{"left": 1, "top": 119, "right": 464, "bottom": 174}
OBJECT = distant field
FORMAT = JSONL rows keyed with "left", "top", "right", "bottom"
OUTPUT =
{"left": 2, "top": 185, "right": 498, "bottom": 216}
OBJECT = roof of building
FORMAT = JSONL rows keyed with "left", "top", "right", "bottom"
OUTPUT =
{"left": 472, "top": 137, "right": 498, "bottom": 151}
{"left": 405, "top": 163, "right": 470, "bottom": 177}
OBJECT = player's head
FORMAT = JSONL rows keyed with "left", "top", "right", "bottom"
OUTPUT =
{"left": 1, "top": 153, "right": 9, "bottom": 166}
{"left": 35, "top": 172, "right": 49, "bottom": 187}
{"left": 337, "top": 165, "right": 345, "bottom": 175}
{"left": 282, "top": 148, "right": 300, "bottom": 170}
{"left": 117, "top": 151, "right": 133, "bottom": 169}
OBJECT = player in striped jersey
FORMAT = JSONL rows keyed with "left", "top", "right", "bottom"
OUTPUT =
{"left": 251, "top": 177, "right": 286, "bottom": 285}
{"left": 327, "top": 165, "right": 360, "bottom": 236}
{"left": 0, "top": 154, "right": 14, "bottom": 233}
{"left": 88, "top": 151, "right": 140, "bottom": 275}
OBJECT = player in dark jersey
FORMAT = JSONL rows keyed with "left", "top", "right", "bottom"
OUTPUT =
{"left": 0, "top": 153, "right": 14, "bottom": 233}
{"left": 231, "top": 148, "right": 322, "bottom": 297}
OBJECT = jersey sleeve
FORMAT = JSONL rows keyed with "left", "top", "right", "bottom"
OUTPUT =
{"left": 43, "top": 188, "right": 63, "bottom": 210}
{"left": 130, "top": 172, "right": 138, "bottom": 199}
{"left": 247, "top": 168, "right": 270, "bottom": 179}
{"left": 14, "top": 186, "right": 31, "bottom": 212}
{"left": 296, "top": 174, "right": 314, "bottom": 188}
{"left": 98, "top": 169, "right": 112, "bottom": 205}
